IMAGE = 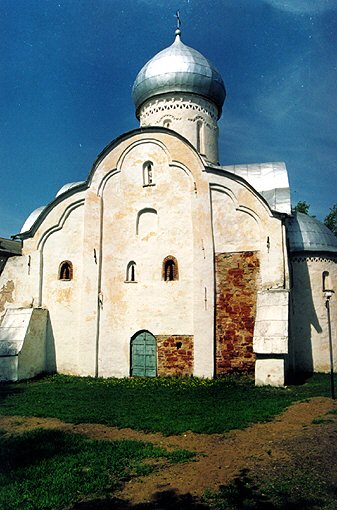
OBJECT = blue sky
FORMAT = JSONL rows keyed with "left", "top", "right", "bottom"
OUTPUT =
{"left": 1, "top": 0, "right": 336, "bottom": 238}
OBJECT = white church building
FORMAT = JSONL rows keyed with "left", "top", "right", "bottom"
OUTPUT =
{"left": 1, "top": 27, "right": 336, "bottom": 385}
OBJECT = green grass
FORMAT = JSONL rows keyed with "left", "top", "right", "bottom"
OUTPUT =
{"left": 204, "top": 467, "right": 336, "bottom": 510}
{"left": 0, "top": 373, "right": 334, "bottom": 435}
{"left": 0, "top": 428, "right": 194, "bottom": 510}
{"left": 312, "top": 417, "right": 334, "bottom": 425}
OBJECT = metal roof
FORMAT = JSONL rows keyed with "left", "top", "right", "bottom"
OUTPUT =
{"left": 0, "top": 237, "right": 21, "bottom": 256}
{"left": 132, "top": 32, "right": 226, "bottom": 117}
{"left": 19, "top": 182, "right": 85, "bottom": 235}
{"left": 216, "top": 161, "right": 291, "bottom": 215}
{"left": 56, "top": 181, "right": 85, "bottom": 197}
{"left": 286, "top": 212, "right": 337, "bottom": 253}
{"left": 20, "top": 206, "right": 46, "bottom": 234}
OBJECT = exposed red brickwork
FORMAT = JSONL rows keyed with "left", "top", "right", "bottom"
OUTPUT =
{"left": 157, "top": 335, "right": 193, "bottom": 376}
{"left": 215, "top": 252, "right": 260, "bottom": 374}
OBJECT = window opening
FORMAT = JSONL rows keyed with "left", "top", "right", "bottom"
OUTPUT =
{"left": 323, "top": 270, "right": 333, "bottom": 293}
{"left": 126, "top": 261, "right": 136, "bottom": 282}
{"left": 196, "top": 120, "right": 205, "bottom": 154}
{"left": 165, "top": 260, "right": 174, "bottom": 281}
{"left": 143, "top": 161, "right": 154, "bottom": 187}
{"left": 162, "top": 256, "right": 179, "bottom": 281}
{"left": 59, "top": 261, "right": 73, "bottom": 280}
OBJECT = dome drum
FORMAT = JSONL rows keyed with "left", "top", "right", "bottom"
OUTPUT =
{"left": 138, "top": 92, "right": 220, "bottom": 163}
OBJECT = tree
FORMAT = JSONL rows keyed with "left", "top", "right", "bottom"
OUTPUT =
{"left": 293, "top": 201, "right": 311, "bottom": 215}
{"left": 324, "top": 204, "right": 337, "bottom": 237}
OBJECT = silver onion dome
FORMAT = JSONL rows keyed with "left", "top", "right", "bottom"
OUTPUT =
{"left": 132, "top": 31, "right": 226, "bottom": 119}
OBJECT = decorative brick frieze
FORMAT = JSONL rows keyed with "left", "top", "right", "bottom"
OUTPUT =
{"left": 140, "top": 95, "right": 218, "bottom": 122}
{"left": 156, "top": 335, "right": 193, "bottom": 376}
{"left": 215, "top": 252, "right": 260, "bottom": 374}
{"left": 291, "top": 255, "right": 337, "bottom": 263}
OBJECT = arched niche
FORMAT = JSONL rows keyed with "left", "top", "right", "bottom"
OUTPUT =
{"left": 211, "top": 188, "right": 260, "bottom": 253}
{"left": 136, "top": 208, "right": 158, "bottom": 238}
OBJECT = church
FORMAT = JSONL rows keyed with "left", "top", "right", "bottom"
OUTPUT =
{"left": 0, "top": 26, "right": 336, "bottom": 386}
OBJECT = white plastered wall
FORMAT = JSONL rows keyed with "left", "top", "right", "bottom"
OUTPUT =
{"left": 290, "top": 256, "right": 337, "bottom": 373}
{"left": 0, "top": 129, "right": 291, "bottom": 384}
{"left": 0, "top": 255, "right": 38, "bottom": 321}
{"left": 90, "top": 131, "right": 215, "bottom": 378}
{"left": 98, "top": 142, "right": 193, "bottom": 376}
{"left": 18, "top": 194, "right": 86, "bottom": 375}
{"left": 208, "top": 173, "right": 288, "bottom": 291}
{"left": 1, "top": 131, "right": 215, "bottom": 379}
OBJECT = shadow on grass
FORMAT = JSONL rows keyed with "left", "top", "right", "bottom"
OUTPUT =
{"left": 71, "top": 490, "right": 210, "bottom": 509}
{"left": 0, "top": 429, "right": 83, "bottom": 472}
{"left": 0, "top": 371, "right": 50, "bottom": 406}
{"left": 0, "top": 383, "right": 23, "bottom": 405}
{"left": 74, "top": 468, "right": 334, "bottom": 510}
{"left": 68, "top": 471, "right": 326, "bottom": 510}
{"left": 204, "top": 468, "right": 329, "bottom": 510}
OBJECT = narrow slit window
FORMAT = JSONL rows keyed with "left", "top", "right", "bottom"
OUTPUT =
{"left": 126, "top": 261, "right": 137, "bottom": 282}
{"left": 59, "top": 261, "right": 73, "bottom": 281}
{"left": 143, "top": 161, "right": 154, "bottom": 186}
{"left": 322, "top": 270, "right": 333, "bottom": 292}
{"left": 162, "top": 256, "right": 179, "bottom": 281}
{"left": 196, "top": 120, "right": 205, "bottom": 154}
{"left": 165, "top": 260, "right": 174, "bottom": 281}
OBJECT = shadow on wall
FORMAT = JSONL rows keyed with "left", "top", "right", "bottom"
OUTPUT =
{"left": 45, "top": 312, "right": 56, "bottom": 374}
{"left": 288, "top": 255, "right": 322, "bottom": 379}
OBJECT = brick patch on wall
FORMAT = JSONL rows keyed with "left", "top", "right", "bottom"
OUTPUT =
{"left": 156, "top": 335, "right": 193, "bottom": 376}
{"left": 215, "top": 252, "right": 260, "bottom": 374}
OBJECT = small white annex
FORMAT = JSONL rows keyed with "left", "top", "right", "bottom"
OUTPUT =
{"left": 1, "top": 28, "right": 336, "bottom": 385}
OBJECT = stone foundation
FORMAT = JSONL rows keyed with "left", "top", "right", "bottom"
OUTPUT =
{"left": 157, "top": 335, "right": 193, "bottom": 376}
{"left": 215, "top": 251, "right": 260, "bottom": 374}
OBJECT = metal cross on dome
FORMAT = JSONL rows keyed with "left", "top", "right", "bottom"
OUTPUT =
{"left": 175, "top": 10, "right": 181, "bottom": 30}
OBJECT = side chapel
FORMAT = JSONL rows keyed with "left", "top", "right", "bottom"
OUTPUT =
{"left": 0, "top": 25, "right": 336, "bottom": 385}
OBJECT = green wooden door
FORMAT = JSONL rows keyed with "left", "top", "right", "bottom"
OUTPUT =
{"left": 131, "top": 332, "right": 157, "bottom": 377}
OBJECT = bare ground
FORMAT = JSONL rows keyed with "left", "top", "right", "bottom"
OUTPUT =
{"left": 1, "top": 397, "right": 337, "bottom": 509}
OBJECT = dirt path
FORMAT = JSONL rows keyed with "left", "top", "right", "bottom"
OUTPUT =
{"left": 1, "top": 397, "right": 337, "bottom": 506}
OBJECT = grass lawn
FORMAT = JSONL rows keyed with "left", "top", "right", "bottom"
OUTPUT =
{"left": 0, "top": 373, "right": 333, "bottom": 435}
{"left": 203, "top": 467, "right": 336, "bottom": 510}
{"left": 0, "top": 428, "right": 194, "bottom": 510}
{"left": 0, "top": 374, "right": 335, "bottom": 510}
